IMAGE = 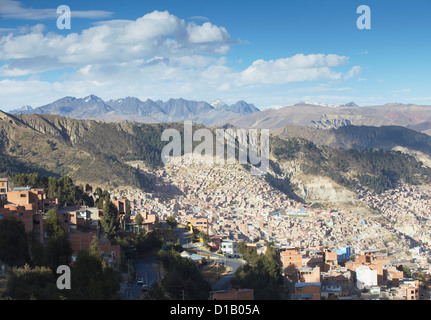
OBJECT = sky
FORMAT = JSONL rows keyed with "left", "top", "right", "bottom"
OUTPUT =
{"left": 0, "top": 0, "right": 430, "bottom": 111}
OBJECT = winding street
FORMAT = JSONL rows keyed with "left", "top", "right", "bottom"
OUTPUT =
{"left": 174, "top": 227, "right": 246, "bottom": 292}
{"left": 121, "top": 227, "right": 246, "bottom": 299}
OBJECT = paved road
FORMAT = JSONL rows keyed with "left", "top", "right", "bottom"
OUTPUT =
{"left": 211, "top": 256, "right": 244, "bottom": 291}
{"left": 121, "top": 256, "right": 159, "bottom": 300}
{"left": 121, "top": 227, "right": 246, "bottom": 299}
{"left": 174, "top": 226, "right": 245, "bottom": 292}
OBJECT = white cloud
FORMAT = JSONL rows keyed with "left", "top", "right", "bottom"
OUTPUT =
{"left": 187, "top": 22, "right": 230, "bottom": 43}
{"left": 0, "top": 11, "right": 232, "bottom": 73}
{"left": 0, "top": 0, "right": 113, "bottom": 20}
{"left": 238, "top": 54, "right": 348, "bottom": 85}
{"left": 344, "top": 65, "right": 362, "bottom": 80}
{"left": 0, "top": 10, "right": 362, "bottom": 110}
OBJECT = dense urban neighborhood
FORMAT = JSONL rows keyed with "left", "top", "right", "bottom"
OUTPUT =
{"left": 2, "top": 155, "right": 431, "bottom": 301}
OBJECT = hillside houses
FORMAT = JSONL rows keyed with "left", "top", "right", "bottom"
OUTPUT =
{"left": 0, "top": 178, "right": 130, "bottom": 272}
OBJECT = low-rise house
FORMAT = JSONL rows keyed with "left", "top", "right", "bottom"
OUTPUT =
{"left": 180, "top": 251, "right": 206, "bottom": 265}
{"left": 356, "top": 266, "right": 378, "bottom": 290}
{"left": 220, "top": 239, "right": 237, "bottom": 257}
{"left": 321, "top": 281, "right": 342, "bottom": 300}
{"left": 292, "top": 282, "right": 321, "bottom": 300}
{"left": 298, "top": 266, "right": 320, "bottom": 283}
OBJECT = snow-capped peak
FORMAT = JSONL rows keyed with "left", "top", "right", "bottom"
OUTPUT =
{"left": 210, "top": 99, "right": 228, "bottom": 109}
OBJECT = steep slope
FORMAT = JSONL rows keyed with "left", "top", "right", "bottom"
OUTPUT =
{"left": 0, "top": 111, "right": 153, "bottom": 190}
{"left": 267, "top": 135, "right": 431, "bottom": 205}
{"left": 273, "top": 125, "right": 431, "bottom": 156}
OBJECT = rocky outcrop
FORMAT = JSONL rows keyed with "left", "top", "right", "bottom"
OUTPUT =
{"left": 292, "top": 174, "right": 357, "bottom": 203}
{"left": 311, "top": 114, "right": 353, "bottom": 130}
{"left": 12, "top": 114, "right": 93, "bottom": 145}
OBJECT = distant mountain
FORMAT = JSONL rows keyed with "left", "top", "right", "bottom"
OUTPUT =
{"left": 210, "top": 99, "right": 229, "bottom": 109}
{"left": 342, "top": 102, "right": 359, "bottom": 108}
{"left": 273, "top": 125, "right": 431, "bottom": 157}
{"left": 8, "top": 95, "right": 260, "bottom": 126}
{"left": 223, "top": 102, "right": 431, "bottom": 136}
{"left": 12, "top": 105, "right": 33, "bottom": 113}
{"left": 294, "top": 101, "right": 359, "bottom": 108}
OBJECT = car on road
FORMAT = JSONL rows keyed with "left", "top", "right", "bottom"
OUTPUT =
{"left": 137, "top": 278, "right": 144, "bottom": 285}
{"left": 142, "top": 284, "right": 148, "bottom": 292}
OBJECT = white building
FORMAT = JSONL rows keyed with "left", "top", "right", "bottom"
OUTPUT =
{"left": 356, "top": 266, "right": 377, "bottom": 290}
{"left": 220, "top": 240, "right": 237, "bottom": 256}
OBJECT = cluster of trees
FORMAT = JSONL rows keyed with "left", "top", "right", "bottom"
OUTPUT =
{"left": 69, "top": 238, "right": 120, "bottom": 300}
{"left": 0, "top": 154, "right": 31, "bottom": 179}
{"left": 148, "top": 249, "right": 211, "bottom": 300}
{"left": 232, "top": 241, "right": 286, "bottom": 300}
{"left": 272, "top": 135, "right": 431, "bottom": 194}
{"left": 271, "top": 136, "right": 301, "bottom": 160}
{"left": 346, "top": 149, "right": 431, "bottom": 193}
{"left": 114, "top": 227, "right": 181, "bottom": 262}
{"left": 0, "top": 214, "right": 120, "bottom": 300}
{"left": 13, "top": 173, "right": 95, "bottom": 207}
{"left": 132, "top": 124, "right": 167, "bottom": 167}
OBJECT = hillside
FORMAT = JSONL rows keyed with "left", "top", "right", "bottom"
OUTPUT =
{"left": 268, "top": 135, "right": 431, "bottom": 204}
{"left": 0, "top": 111, "right": 154, "bottom": 190}
{"left": 273, "top": 125, "right": 431, "bottom": 156}
{"left": 1, "top": 111, "right": 430, "bottom": 205}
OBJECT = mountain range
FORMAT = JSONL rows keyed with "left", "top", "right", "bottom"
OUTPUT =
{"left": 8, "top": 97, "right": 431, "bottom": 138}
{"left": 221, "top": 102, "right": 431, "bottom": 136}
{"left": 8, "top": 95, "right": 260, "bottom": 126}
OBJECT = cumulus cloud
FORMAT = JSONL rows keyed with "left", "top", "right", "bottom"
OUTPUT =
{"left": 0, "top": 10, "right": 232, "bottom": 73}
{"left": 238, "top": 54, "right": 349, "bottom": 85}
{"left": 187, "top": 22, "right": 230, "bottom": 43}
{"left": 0, "top": 10, "right": 361, "bottom": 109}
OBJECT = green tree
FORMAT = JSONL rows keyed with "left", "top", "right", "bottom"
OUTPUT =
{"left": 43, "top": 209, "right": 72, "bottom": 271}
{"left": 397, "top": 265, "right": 412, "bottom": 278}
{"left": 0, "top": 218, "right": 30, "bottom": 267}
{"left": 85, "top": 183, "right": 93, "bottom": 193}
{"left": 47, "top": 177, "right": 58, "bottom": 199}
{"left": 95, "top": 187, "right": 103, "bottom": 198}
{"left": 3, "top": 264, "right": 63, "bottom": 300}
{"left": 134, "top": 212, "right": 143, "bottom": 230}
{"left": 156, "top": 249, "right": 211, "bottom": 300}
{"left": 232, "top": 242, "right": 285, "bottom": 300}
{"left": 166, "top": 215, "right": 177, "bottom": 228}
{"left": 70, "top": 238, "right": 120, "bottom": 300}
{"left": 100, "top": 199, "right": 121, "bottom": 240}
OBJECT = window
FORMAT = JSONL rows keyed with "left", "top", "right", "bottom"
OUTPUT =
{"left": 20, "top": 194, "right": 26, "bottom": 198}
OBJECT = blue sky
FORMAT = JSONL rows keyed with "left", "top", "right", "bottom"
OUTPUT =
{"left": 0, "top": 0, "right": 430, "bottom": 110}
